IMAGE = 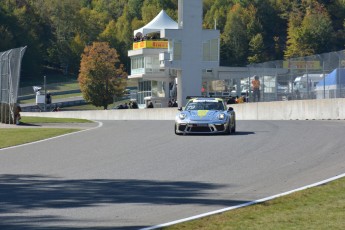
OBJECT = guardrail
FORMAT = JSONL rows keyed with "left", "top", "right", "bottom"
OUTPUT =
{"left": 18, "top": 90, "right": 81, "bottom": 101}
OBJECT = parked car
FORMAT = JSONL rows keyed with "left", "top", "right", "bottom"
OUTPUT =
{"left": 175, "top": 97, "right": 236, "bottom": 135}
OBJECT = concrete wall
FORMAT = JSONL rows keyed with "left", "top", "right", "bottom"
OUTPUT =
{"left": 231, "top": 98, "right": 345, "bottom": 120}
{"left": 22, "top": 98, "right": 345, "bottom": 121}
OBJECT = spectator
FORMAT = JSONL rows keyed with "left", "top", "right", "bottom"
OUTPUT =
{"left": 147, "top": 101, "right": 154, "bottom": 108}
{"left": 172, "top": 99, "right": 178, "bottom": 107}
{"left": 236, "top": 96, "right": 244, "bottom": 104}
{"left": 252, "top": 75, "right": 260, "bottom": 102}
{"left": 131, "top": 101, "right": 139, "bottom": 109}
{"left": 117, "top": 104, "right": 124, "bottom": 109}
{"left": 46, "top": 92, "right": 52, "bottom": 104}
{"left": 14, "top": 104, "right": 21, "bottom": 125}
{"left": 52, "top": 105, "right": 60, "bottom": 112}
{"left": 168, "top": 100, "right": 173, "bottom": 107}
{"left": 227, "top": 97, "right": 236, "bottom": 104}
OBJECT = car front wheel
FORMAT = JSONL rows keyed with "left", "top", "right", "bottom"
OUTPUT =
{"left": 231, "top": 120, "right": 236, "bottom": 133}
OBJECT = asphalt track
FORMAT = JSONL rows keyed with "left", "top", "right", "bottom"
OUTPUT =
{"left": 0, "top": 120, "right": 345, "bottom": 229}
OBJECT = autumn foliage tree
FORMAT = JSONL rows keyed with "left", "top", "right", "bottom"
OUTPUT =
{"left": 285, "top": 2, "right": 333, "bottom": 59}
{"left": 78, "top": 42, "right": 127, "bottom": 109}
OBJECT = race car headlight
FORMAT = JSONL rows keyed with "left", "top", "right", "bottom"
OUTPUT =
{"left": 179, "top": 113, "right": 187, "bottom": 120}
{"left": 217, "top": 113, "right": 225, "bottom": 120}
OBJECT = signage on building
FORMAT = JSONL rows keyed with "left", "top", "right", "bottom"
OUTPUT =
{"left": 133, "top": 41, "right": 168, "bottom": 50}
{"left": 283, "top": 61, "right": 321, "bottom": 70}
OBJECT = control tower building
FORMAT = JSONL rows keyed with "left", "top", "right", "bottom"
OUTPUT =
{"left": 128, "top": 0, "right": 220, "bottom": 107}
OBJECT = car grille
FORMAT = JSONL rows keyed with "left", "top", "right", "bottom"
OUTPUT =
{"left": 214, "top": 124, "right": 225, "bottom": 131}
{"left": 190, "top": 126, "right": 211, "bottom": 132}
{"left": 177, "top": 123, "right": 226, "bottom": 133}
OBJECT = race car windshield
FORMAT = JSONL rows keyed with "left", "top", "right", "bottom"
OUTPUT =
{"left": 185, "top": 101, "right": 224, "bottom": 111}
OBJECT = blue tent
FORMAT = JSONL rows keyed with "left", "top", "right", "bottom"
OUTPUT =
{"left": 317, "top": 68, "right": 345, "bottom": 87}
{"left": 316, "top": 68, "right": 345, "bottom": 99}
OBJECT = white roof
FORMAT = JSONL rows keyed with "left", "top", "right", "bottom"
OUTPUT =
{"left": 134, "top": 10, "right": 178, "bottom": 36}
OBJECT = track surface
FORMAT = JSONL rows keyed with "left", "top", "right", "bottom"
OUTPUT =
{"left": 1, "top": 120, "right": 345, "bottom": 229}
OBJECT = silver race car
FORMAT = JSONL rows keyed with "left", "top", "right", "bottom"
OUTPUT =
{"left": 175, "top": 97, "right": 236, "bottom": 135}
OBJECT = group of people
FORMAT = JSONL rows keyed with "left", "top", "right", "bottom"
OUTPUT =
{"left": 227, "top": 96, "right": 246, "bottom": 104}
{"left": 116, "top": 101, "right": 139, "bottom": 109}
{"left": 168, "top": 99, "right": 178, "bottom": 107}
{"left": 227, "top": 75, "right": 261, "bottom": 104}
{"left": 133, "top": 34, "right": 159, "bottom": 42}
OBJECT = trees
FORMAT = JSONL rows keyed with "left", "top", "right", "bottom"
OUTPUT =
{"left": 222, "top": 3, "right": 264, "bottom": 66}
{"left": 1, "top": 0, "right": 344, "bottom": 76}
{"left": 203, "top": 0, "right": 232, "bottom": 32}
{"left": 285, "top": 1, "right": 333, "bottom": 58}
{"left": 78, "top": 42, "right": 127, "bottom": 110}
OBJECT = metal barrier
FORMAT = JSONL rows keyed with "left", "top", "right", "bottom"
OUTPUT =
{"left": 246, "top": 50, "right": 345, "bottom": 102}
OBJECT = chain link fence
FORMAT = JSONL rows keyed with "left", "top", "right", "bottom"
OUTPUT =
{"left": 0, "top": 47, "right": 27, "bottom": 124}
{"left": 246, "top": 50, "right": 345, "bottom": 102}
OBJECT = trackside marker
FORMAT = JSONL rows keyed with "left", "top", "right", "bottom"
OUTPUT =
{"left": 140, "top": 172, "right": 345, "bottom": 230}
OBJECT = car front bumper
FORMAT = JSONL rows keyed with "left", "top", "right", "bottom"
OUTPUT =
{"left": 175, "top": 121, "right": 230, "bottom": 134}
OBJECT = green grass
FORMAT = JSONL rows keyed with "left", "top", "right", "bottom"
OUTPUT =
{"left": 19, "top": 81, "right": 80, "bottom": 96}
{"left": 59, "top": 103, "right": 104, "bottom": 111}
{"left": 0, "top": 117, "right": 92, "bottom": 149}
{"left": 20, "top": 116, "right": 92, "bottom": 123}
{"left": 51, "top": 81, "right": 80, "bottom": 91}
{"left": 59, "top": 100, "right": 131, "bottom": 111}
{"left": 165, "top": 177, "right": 345, "bottom": 230}
{"left": 0, "top": 128, "right": 79, "bottom": 149}
{"left": 19, "top": 92, "right": 82, "bottom": 104}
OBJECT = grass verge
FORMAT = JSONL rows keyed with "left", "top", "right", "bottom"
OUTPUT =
{"left": 165, "top": 176, "right": 345, "bottom": 230}
{"left": 59, "top": 100, "right": 131, "bottom": 111}
{"left": 1, "top": 117, "right": 93, "bottom": 149}
{"left": 20, "top": 92, "right": 82, "bottom": 104}
{"left": 20, "top": 116, "right": 92, "bottom": 123}
{"left": 0, "top": 128, "right": 79, "bottom": 149}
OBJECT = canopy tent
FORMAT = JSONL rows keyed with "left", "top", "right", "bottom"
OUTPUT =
{"left": 316, "top": 68, "right": 345, "bottom": 87}
{"left": 134, "top": 10, "right": 178, "bottom": 37}
{"left": 315, "top": 68, "right": 345, "bottom": 98}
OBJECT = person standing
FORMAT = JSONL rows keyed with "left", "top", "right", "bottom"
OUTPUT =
{"left": 168, "top": 100, "right": 173, "bottom": 107}
{"left": 147, "top": 101, "right": 154, "bottom": 108}
{"left": 172, "top": 99, "right": 178, "bottom": 107}
{"left": 252, "top": 75, "right": 260, "bottom": 102}
{"left": 14, "top": 104, "right": 22, "bottom": 125}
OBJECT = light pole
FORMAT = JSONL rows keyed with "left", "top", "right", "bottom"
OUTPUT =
{"left": 44, "top": 75, "right": 46, "bottom": 111}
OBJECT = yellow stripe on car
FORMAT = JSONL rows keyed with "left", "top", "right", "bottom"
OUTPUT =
{"left": 197, "top": 110, "right": 209, "bottom": 118}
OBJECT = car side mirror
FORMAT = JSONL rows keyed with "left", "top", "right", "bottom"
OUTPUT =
{"left": 228, "top": 107, "right": 233, "bottom": 112}
{"left": 178, "top": 107, "right": 183, "bottom": 111}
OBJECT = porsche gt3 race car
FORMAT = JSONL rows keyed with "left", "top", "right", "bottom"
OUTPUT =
{"left": 175, "top": 97, "right": 236, "bottom": 135}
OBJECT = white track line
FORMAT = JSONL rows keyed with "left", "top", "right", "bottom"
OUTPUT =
{"left": 141, "top": 172, "right": 345, "bottom": 230}
{"left": 0, "top": 121, "right": 103, "bottom": 151}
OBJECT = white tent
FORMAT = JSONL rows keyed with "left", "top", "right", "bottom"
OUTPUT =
{"left": 134, "top": 10, "right": 178, "bottom": 37}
